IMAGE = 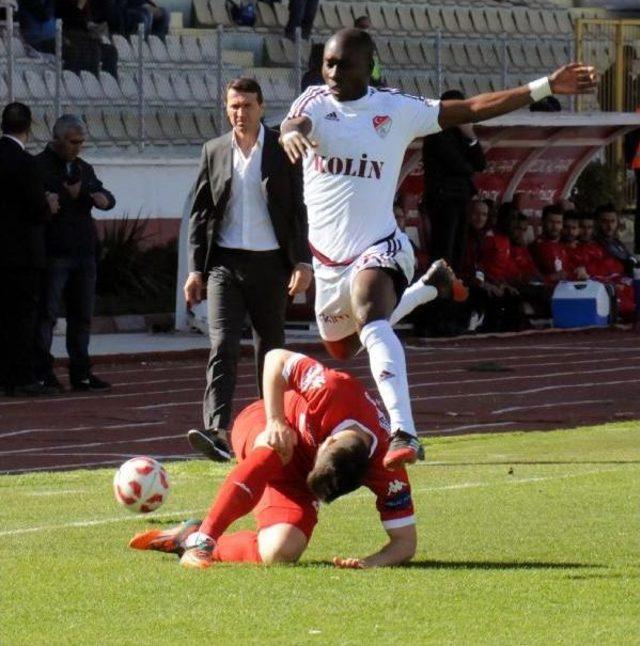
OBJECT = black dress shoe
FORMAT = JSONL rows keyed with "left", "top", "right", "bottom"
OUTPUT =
{"left": 187, "top": 428, "right": 232, "bottom": 462}
{"left": 42, "top": 374, "right": 65, "bottom": 393}
{"left": 71, "top": 374, "right": 111, "bottom": 392}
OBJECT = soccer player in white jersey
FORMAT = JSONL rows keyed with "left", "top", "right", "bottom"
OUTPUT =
{"left": 280, "top": 28, "right": 597, "bottom": 470}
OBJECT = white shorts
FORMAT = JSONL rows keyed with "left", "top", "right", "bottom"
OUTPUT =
{"left": 313, "top": 230, "right": 416, "bottom": 342}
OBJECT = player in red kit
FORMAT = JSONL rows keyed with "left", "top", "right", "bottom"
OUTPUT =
{"left": 129, "top": 349, "right": 416, "bottom": 569}
{"left": 532, "top": 205, "right": 573, "bottom": 284}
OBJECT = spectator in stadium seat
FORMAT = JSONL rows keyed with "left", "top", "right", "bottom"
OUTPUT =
{"left": 19, "top": 0, "right": 119, "bottom": 78}
{"left": 129, "top": 350, "right": 417, "bottom": 569}
{"left": 531, "top": 204, "right": 571, "bottom": 284}
{"left": 0, "top": 103, "right": 59, "bottom": 397}
{"left": 279, "top": 27, "right": 596, "bottom": 467}
{"left": 121, "top": 0, "right": 169, "bottom": 40}
{"left": 55, "top": 0, "right": 119, "bottom": 77}
{"left": 35, "top": 114, "right": 115, "bottom": 393}
{"left": 422, "top": 89, "right": 486, "bottom": 274}
{"left": 184, "top": 78, "right": 313, "bottom": 463}
{"left": 284, "top": 0, "right": 318, "bottom": 41}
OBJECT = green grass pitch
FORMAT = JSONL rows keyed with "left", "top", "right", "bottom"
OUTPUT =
{"left": 2, "top": 422, "right": 639, "bottom": 645}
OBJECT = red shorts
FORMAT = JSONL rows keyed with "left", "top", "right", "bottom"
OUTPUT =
{"left": 231, "top": 401, "right": 319, "bottom": 540}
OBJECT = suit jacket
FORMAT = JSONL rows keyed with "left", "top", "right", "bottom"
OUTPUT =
{"left": 188, "top": 127, "right": 309, "bottom": 275}
{"left": 0, "top": 136, "right": 50, "bottom": 269}
{"left": 422, "top": 127, "right": 486, "bottom": 202}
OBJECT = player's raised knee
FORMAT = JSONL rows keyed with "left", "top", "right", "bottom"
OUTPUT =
{"left": 258, "top": 524, "right": 308, "bottom": 564}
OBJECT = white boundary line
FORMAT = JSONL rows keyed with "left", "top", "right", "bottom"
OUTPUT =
{"left": 0, "top": 421, "right": 163, "bottom": 441}
{"left": 492, "top": 399, "right": 613, "bottom": 415}
{"left": 0, "top": 465, "right": 634, "bottom": 538}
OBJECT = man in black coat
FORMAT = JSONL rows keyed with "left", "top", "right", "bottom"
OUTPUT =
{"left": 422, "top": 89, "right": 486, "bottom": 274}
{"left": 0, "top": 102, "right": 58, "bottom": 396}
{"left": 35, "top": 114, "right": 115, "bottom": 392}
{"left": 184, "top": 77, "right": 312, "bottom": 462}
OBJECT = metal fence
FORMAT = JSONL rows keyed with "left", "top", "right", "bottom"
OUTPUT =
{"left": 0, "top": 1, "right": 577, "bottom": 151}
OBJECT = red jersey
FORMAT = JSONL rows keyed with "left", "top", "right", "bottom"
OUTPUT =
{"left": 281, "top": 354, "right": 415, "bottom": 528}
{"left": 480, "top": 230, "right": 512, "bottom": 283}
{"left": 531, "top": 237, "right": 572, "bottom": 283}
{"left": 510, "top": 245, "right": 540, "bottom": 283}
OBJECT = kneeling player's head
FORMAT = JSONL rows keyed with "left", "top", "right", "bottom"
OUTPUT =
{"left": 307, "top": 430, "right": 370, "bottom": 503}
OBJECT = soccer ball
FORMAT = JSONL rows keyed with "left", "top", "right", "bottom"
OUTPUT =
{"left": 113, "top": 456, "right": 170, "bottom": 513}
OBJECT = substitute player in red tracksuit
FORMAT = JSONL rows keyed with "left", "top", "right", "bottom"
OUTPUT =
{"left": 531, "top": 205, "right": 574, "bottom": 284}
{"left": 130, "top": 350, "right": 416, "bottom": 569}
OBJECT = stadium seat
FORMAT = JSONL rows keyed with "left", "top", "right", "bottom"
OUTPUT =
{"left": 148, "top": 35, "right": 169, "bottom": 64}
{"left": 151, "top": 71, "right": 176, "bottom": 103}
{"left": 497, "top": 8, "right": 517, "bottom": 35}
{"left": 80, "top": 70, "right": 107, "bottom": 101}
{"left": 510, "top": 8, "right": 531, "bottom": 35}
{"left": 176, "top": 111, "right": 202, "bottom": 144}
{"left": 440, "top": 7, "right": 459, "bottom": 34}
{"left": 425, "top": 7, "right": 443, "bottom": 33}
{"left": 183, "top": 35, "right": 206, "bottom": 64}
{"left": 84, "top": 111, "right": 111, "bottom": 146}
{"left": 256, "top": 1, "right": 278, "bottom": 29}
{"left": 396, "top": 7, "right": 418, "bottom": 36}
{"left": 23, "top": 69, "right": 49, "bottom": 102}
{"left": 483, "top": 8, "right": 503, "bottom": 35}
{"left": 527, "top": 10, "right": 547, "bottom": 35}
{"left": 411, "top": 6, "right": 429, "bottom": 33}
{"left": 365, "top": 4, "right": 390, "bottom": 35}
{"left": 193, "top": 0, "right": 214, "bottom": 26}
{"left": 194, "top": 111, "right": 219, "bottom": 140}
{"left": 273, "top": 2, "right": 289, "bottom": 28}
{"left": 406, "top": 41, "right": 425, "bottom": 67}
{"left": 381, "top": 4, "right": 405, "bottom": 35}
{"left": 63, "top": 70, "right": 88, "bottom": 104}
{"left": 112, "top": 34, "right": 133, "bottom": 63}
{"left": 188, "top": 72, "right": 213, "bottom": 103}
{"left": 376, "top": 39, "right": 394, "bottom": 67}
{"left": 389, "top": 40, "right": 410, "bottom": 67}
{"left": 158, "top": 111, "right": 185, "bottom": 144}
{"left": 98, "top": 72, "right": 124, "bottom": 102}
{"left": 30, "top": 111, "right": 49, "bottom": 143}
{"left": 208, "top": 0, "right": 232, "bottom": 27}
{"left": 335, "top": 3, "right": 355, "bottom": 31}
{"left": 320, "top": 3, "right": 342, "bottom": 32}
{"left": 264, "top": 36, "right": 287, "bottom": 66}
{"left": 169, "top": 72, "right": 194, "bottom": 102}
{"left": 103, "top": 110, "right": 129, "bottom": 144}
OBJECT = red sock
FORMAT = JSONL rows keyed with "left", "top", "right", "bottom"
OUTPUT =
{"left": 200, "top": 446, "right": 282, "bottom": 540}
{"left": 212, "top": 531, "right": 262, "bottom": 563}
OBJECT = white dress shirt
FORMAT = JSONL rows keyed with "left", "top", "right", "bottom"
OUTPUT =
{"left": 216, "top": 124, "right": 280, "bottom": 251}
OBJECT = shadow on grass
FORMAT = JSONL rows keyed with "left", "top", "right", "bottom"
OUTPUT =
{"left": 299, "top": 560, "right": 603, "bottom": 570}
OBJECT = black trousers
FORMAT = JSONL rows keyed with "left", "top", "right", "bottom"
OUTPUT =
{"left": 35, "top": 255, "right": 96, "bottom": 382}
{"left": 203, "top": 248, "right": 289, "bottom": 432}
{"left": 0, "top": 267, "right": 41, "bottom": 388}
{"left": 285, "top": 0, "right": 319, "bottom": 39}
{"left": 427, "top": 196, "right": 470, "bottom": 274}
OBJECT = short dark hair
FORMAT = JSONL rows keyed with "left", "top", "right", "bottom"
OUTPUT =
{"left": 1, "top": 102, "right": 31, "bottom": 135}
{"left": 226, "top": 77, "right": 263, "bottom": 105}
{"left": 542, "top": 204, "right": 563, "bottom": 220}
{"left": 307, "top": 433, "right": 369, "bottom": 503}
{"left": 440, "top": 89, "right": 465, "bottom": 101}
{"left": 354, "top": 15, "right": 369, "bottom": 29}
{"left": 595, "top": 202, "right": 617, "bottom": 218}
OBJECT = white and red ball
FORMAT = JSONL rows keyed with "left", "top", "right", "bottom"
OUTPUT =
{"left": 113, "top": 456, "right": 169, "bottom": 513}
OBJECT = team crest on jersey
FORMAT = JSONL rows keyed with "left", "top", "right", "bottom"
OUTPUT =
{"left": 372, "top": 115, "right": 392, "bottom": 138}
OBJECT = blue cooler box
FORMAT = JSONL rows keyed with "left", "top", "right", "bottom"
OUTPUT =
{"left": 551, "top": 280, "right": 610, "bottom": 328}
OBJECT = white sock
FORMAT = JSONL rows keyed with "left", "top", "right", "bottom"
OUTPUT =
{"left": 359, "top": 320, "right": 416, "bottom": 437}
{"left": 389, "top": 281, "right": 438, "bottom": 327}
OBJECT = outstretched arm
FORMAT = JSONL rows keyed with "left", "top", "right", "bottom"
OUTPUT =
{"left": 438, "top": 63, "right": 598, "bottom": 129}
{"left": 333, "top": 523, "right": 417, "bottom": 569}
{"left": 279, "top": 116, "right": 317, "bottom": 163}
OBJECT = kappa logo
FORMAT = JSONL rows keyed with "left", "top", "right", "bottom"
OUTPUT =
{"left": 378, "top": 369, "right": 395, "bottom": 382}
{"left": 387, "top": 479, "right": 407, "bottom": 495}
{"left": 372, "top": 115, "right": 392, "bottom": 138}
{"left": 324, "top": 111, "right": 339, "bottom": 121}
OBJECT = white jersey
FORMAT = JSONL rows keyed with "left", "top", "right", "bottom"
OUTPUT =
{"left": 285, "top": 85, "right": 441, "bottom": 264}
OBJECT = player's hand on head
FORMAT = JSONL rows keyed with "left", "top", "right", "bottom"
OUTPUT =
{"left": 549, "top": 63, "right": 598, "bottom": 94}
{"left": 265, "top": 418, "right": 297, "bottom": 463}
{"left": 280, "top": 131, "right": 318, "bottom": 163}
{"left": 332, "top": 556, "right": 365, "bottom": 569}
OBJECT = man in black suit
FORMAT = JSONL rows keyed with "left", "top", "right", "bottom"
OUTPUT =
{"left": 185, "top": 77, "right": 312, "bottom": 462}
{"left": 422, "top": 89, "right": 487, "bottom": 274}
{"left": 0, "top": 102, "right": 58, "bottom": 396}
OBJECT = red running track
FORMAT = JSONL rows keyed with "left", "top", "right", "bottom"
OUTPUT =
{"left": 1, "top": 328, "right": 639, "bottom": 474}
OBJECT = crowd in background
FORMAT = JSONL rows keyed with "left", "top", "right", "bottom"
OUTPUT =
{"left": 17, "top": 0, "right": 171, "bottom": 79}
